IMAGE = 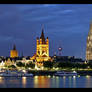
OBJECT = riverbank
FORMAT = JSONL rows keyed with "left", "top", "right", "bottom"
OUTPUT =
{"left": 28, "top": 70, "right": 92, "bottom": 76}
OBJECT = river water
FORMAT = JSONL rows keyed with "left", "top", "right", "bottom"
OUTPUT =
{"left": 0, "top": 75, "right": 92, "bottom": 88}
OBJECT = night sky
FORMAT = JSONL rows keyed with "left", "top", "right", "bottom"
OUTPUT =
{"left": 0, "top": 4, "right": 92, "bottom": 59}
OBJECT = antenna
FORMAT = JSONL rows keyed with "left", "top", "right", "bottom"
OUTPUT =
{"left": 58, "top": 46, "right": 62, "bottom": 56}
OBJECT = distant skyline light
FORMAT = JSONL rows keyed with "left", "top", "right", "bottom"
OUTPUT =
{"left": 0, "top": 4, "right": 92, "bottom": 59}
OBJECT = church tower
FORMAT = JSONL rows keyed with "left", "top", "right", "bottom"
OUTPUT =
{"left": 86, "top": 23, "right": 92, "bottom": 61}
{"left": 36, "top": 27, "right": 50, "bottom": 63}
{"left": 31, "top": 26, "right": 51, "bottom": 67}
{"left": 10, "top": 44, "right": 18, "bottom": 58}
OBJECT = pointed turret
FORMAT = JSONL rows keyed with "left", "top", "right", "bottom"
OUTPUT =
{"left": 40, "top": 28, "right": 45, "bottom": 39}
{"left": 46, "top": 37, "right": 49, "bottom": 44}
{"left": 37, "top": 37, "right": 39, "bottom": 45}
{"left": 88, "top": 22, "right": 92, "bottom": 35}
{"left": 40, "top": 25, "right": 46, "bottom": 44}
{"left": 13, "top": 44, "right": 16, "bottom": 50}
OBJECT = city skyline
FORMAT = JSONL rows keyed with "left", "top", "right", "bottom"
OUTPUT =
{"left": 0, "top": 4, "right": 92, "bottom": 59}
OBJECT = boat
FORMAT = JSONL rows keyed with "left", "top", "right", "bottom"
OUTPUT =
{"left": 54, "top": 71, "right": 77, "bottom": 76}
{"left": 0, "top": 70, "right": 34, "bottom": 77}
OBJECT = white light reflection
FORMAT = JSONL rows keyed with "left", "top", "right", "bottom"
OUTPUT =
{"left": 73, "top": 76, "right": 76, "bottom": 88}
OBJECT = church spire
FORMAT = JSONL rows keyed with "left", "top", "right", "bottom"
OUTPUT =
{"left": 88, "top": 22, "right": 92, "bottom": 35}
{"left": 13, "top": 44, "right": 16, "bottom": 50}
{"left": 40, "top": 25, "right": 46, "bottom": 44}
{"left": 40, "top": 25, "right": 45, "bottom": 39}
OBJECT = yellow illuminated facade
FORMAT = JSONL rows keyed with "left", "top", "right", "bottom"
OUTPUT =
{"left": 4, "top": 58, "right": 15, "bottom": 67}
{"left": 10, "top": 44, "right": 18, "bottom": 58}
{"left": 86, "top": 23, "right": 92, "bottom": 61}
{"left": 31, "top": 27, "right": 51, "bottom": 67}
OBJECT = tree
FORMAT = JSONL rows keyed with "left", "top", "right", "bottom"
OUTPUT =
{"left": 43, "top": 61, "right": 53, "bottom": 69}
{"left": 53, "top": 62, "right": 59, "bottom": 68}
{"left": 8, "top": 65, "right": 16, "bottom": 69}
{"left": 16, "top": 62, "right": 25, "bottom": 67}
{"left": 26, "top": 62, "right": 35, "bottom": 69}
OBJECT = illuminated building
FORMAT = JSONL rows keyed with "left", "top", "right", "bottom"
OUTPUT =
{"left": 86, "top": 23, "right": 92, "bottom": 61}
{"left": 4, "top": 58, "right": 15, "bottom": 67}
{"left": 31, "top": 26, "right": 51, "bottom": 67}
{"left": 10, "top": 44, "right": 18, "bottom": 58}
{"left": 0, "top": 61, "right": 5, "bottom": 68}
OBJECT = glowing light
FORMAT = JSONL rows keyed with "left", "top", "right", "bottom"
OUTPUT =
{"left": 63, "top": 76, "right": 66, "bottom": 79}
{"left": 35, "top": 76, "right": 38, "bottom": 79}
{"left": 53, "top": 76, "right": 55, "bottom": 78}
{"left": 73, "top": 71, "right": 76, "bottom": 73}
{"left": 78, "top": 75, "right": 80, "bottom": 78}
{"left": 56, "top": 76, "right": 59, "bottom": 79}
{"left": 35, "top": 65, "right": 40, "bottom": 70}
{"left": 86, "top": 75, "right": 90, "bottom": 78}
{"left": 28, "top": 68, "right": 31, "bottom": 70}
{"left": 41, "top": 66, "right": 44, "bottom": 70}
{"left": 73, "top": 76, "right": 76, "bottom": 79}
{"left": 55, "top": 68, "right": 59, "bottom": 70}
{"left": 22, "top": 70, "right": 26, "bottom": 73}
{"left": 48, "top": 75, "right": 51, "bottom": 78}
{"left": 53, "top": 67, "right": 55, "bottom": 70}
{"left": 0, "top": 77, "right": 2, "bottom": 79}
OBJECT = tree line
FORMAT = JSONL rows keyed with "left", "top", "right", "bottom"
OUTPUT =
{"left": 6, "top": 61, "right": 92, "bottom": 70}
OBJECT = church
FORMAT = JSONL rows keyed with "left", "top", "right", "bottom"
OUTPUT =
{"left": 10, "top": 44, "right": 18, "bottom": 58}
{"left": 31, "top": 27, "right": 51, "bottom": 67}
{"left": 86, "top": 23, "right": 92, "bottom": 61}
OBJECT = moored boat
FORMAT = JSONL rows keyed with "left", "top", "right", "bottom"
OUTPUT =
{"left": 54, "top": 71, "right": 77, "bottom": 76}
{"left": 0, "top": 70, "right": 33, "bottom": 77}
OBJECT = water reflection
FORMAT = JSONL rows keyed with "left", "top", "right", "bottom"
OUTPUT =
{"left": 0, "top": 76, "right": 91, "bottom": 88}
{"left": 0, "top": 77, "right": 4, "bottom": 85}
{"left": 73, "top": 76, "right": 76, "bottom": 88}
{"left": 34, "top": 76, "right": 50, "bottom": 88}
{"left": 85, "top": 75, "right": 91, "bottom": 88}
{"left": 63, "top": 76, "right": 66, "bottom": 88}
{"left": 22, "top": 77, "right": 27, "bottom": 88}
{"left": 55, "top": 76, "right": 59, "bottom": 88}
{"left": 69, "top": 76, "right": 72, "bottom": 88}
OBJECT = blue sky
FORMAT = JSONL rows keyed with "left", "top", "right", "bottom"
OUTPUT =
{"left": 0, "top": 4, "right": 92, "bottom": 59}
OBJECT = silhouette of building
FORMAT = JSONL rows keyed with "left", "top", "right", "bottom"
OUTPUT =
{"left": 31, "top": 26, "right": 51, "bottom": 67}
{"left": 10, "top": 44, "right": 18, "bottom": 58}
{"left": 51, "top": 55, "right": 84, "bottom": 63}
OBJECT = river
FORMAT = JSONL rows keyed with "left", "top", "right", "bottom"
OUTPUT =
{"left": 0, "top": 75, "right": 92, "bottom": 88}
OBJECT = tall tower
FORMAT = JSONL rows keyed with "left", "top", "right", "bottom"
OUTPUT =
{"left": 58, "top": 46, "right": 62, "bottom": 56}
{"left": 10, "top": 44, "right": 18, "bottom": 58}
{"left": 36, "top": 27, "right": 50, "bottom": 62}
{"left": 30, "top": 26, "right": 51, "bottom": 67}
{"left": 86, "top": 23, "right": 92, "bottom": 61}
